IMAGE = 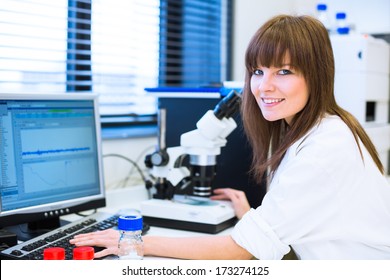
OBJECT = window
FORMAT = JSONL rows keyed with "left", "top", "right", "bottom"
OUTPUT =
{"left": 159, "top": 0, "right": 232, "bottom": 86}
{"left": 0, "top": 1, "right": 69, "bottom": 92}
{"left": 91, "top": 0, "right": 160, "bottom": 116}
{"left": 0, "top": 0, "right": 232, "bottom": 129}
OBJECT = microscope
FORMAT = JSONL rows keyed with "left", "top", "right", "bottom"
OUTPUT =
{"left": 140, "top": 90, "right": 241, "bottom": 233}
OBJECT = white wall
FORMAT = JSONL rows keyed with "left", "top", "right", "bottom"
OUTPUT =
{"left": 232, "top": 0, "right": 319, "bottom": 81}
{"left": 102, "top": 0, "right": 390, "bottom": 188}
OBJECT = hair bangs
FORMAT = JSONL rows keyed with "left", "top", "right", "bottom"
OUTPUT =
{"left": 246, "top": 33, "right": 288, "bottom": 70}
{"left": 246, "top": 17, "right": 310, "bottom": 74}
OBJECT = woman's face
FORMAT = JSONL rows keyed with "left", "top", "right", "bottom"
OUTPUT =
{"left": 250, "top": 57, "right": 309, "bottom": 125}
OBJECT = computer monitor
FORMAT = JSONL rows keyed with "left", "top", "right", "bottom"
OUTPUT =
{"left": 0, "top": 93, "right": 106, "bottom": 241}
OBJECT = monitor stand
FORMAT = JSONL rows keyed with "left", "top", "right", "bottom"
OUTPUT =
{"left": 5, "top": 217, "right": 70, "bottom": 241}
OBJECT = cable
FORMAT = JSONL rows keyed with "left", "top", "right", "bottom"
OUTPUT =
{"left": 103, "top": 153, "right": 148, "bottom": 184}
{"left": 75, "top": 209, "right": 97, "bottom": 217}
{"left": 120, "top": 145, "right": 155, "bottom": 189}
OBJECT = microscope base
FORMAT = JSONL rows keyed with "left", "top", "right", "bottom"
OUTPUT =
{"left": 140, "top": 196, "right": 237, "bottom": 234}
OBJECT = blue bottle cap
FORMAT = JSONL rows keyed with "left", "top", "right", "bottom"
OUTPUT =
{"left": 317, "top": 4, "right": 327, "bottom": 11}
{"left": 337, "top": 27, "right": 350, "bottom": 35}
{"left": 118, "top": 215, "right": 143, "bottom": 231}
{"left": 336, "top": 12, "right": 346, "bottom": 19}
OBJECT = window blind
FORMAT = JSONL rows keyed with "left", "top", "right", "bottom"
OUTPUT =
{"left": 159, "top": 0, "right": 231, "bottom": 86}
{"left": 0, "top": 0, "right": 68, "bottom": 93}
{"left": 0, "top": 0, "right": 232, "bottom": 118}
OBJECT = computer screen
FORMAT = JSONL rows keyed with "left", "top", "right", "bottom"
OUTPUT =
{"left": 0, "top": 93, "right": 106, "bottom": 240}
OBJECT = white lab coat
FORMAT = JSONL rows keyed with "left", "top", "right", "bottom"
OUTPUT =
{"left": 231, "top": 115, "right": 390, "bottom": 259}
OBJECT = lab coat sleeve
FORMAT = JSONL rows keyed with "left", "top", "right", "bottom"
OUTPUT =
{"left": 231, "top": 208, "right": 291, "bottom": 259}
{"left": 231, "top": 156, "right": 339, "bottom": 259}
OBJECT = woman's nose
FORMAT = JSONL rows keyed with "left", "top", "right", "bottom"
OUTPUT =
{"left": 257, "top": 74, "right": 275, "bottom": 92}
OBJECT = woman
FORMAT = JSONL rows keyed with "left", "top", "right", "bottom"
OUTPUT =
{"left": 70, "top": 15, "right": 390, "bottom": 259}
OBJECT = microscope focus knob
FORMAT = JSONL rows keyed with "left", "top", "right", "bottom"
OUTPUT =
{"left": 144, "top": 154, "right": 153, "bottom": 168}
{"left": 150, "top": 151, "right": 169, "bottom": 166}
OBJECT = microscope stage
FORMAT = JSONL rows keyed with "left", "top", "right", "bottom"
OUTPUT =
{"left": 140, "top": 195, "right": 237, "bottom": 234}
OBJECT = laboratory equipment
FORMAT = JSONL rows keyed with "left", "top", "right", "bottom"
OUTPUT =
{"left": 316, "top": 3, "right": 331, "bottom": 32}
{"left": 335, "top": 12, "right": 350, "bottom": 34}
{"left": 43, "top": 247, "right": 65, "bottom": 260}
{"left": 331, "top": 34, "right": 390, "bottom": 174}
{"left": 145, "top": 87, "right": 266, "bottom": 209}
{"left": 118, "top": 215, "right": 144, "bottom": 260}
{"left": 73, "top": 247, "right": 94, "bottom": 260}
{"left": 140, "top": 90, "right": 242, "bottom": 233}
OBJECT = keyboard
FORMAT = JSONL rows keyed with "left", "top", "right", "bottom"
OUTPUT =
{"left": 0, "top": 212, "right": 149, "bottom": 260}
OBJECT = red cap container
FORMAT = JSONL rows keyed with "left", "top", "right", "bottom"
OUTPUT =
{"left": 43, "top": 247, "right": 65, "bottom": 260}
{"left": 73, "top": 246, "right": 94, "bottom": 260}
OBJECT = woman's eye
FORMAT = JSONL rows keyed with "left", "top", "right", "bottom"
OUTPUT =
{"left": 278, "top": 69, "right": 292, "bottom": 75}
{"left": 253, "top": 69, "right": 263, "bottom": 75}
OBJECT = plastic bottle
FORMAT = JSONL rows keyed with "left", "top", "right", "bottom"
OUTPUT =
{"left": 43, "top": 247, "right": 65, "bottom": 260}
{"left": 316, "top": 3, "right": 331, "bottom": 32}
{"left": 335, "top": 12, "right": 349, "bottom": 35}
{"left": 73, "top": 246, "right": 95, "bottom": 260}
{"left": 117, "top": 215, "right": 144, "bottom": 260}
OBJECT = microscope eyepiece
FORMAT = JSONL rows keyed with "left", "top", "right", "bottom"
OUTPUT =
{"left": 213, "top": 90, "right": 241, "bottom": 120}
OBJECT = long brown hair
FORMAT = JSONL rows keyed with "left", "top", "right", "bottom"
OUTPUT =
{"left": 241, "top": 15, "right": 384, "bottom": 183}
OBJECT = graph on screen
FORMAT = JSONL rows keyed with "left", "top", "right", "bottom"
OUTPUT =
{"left": 20, "top": 127, "right": 97, "bottom": 193}
{"left": 23, "top": 158, "right": 96, "bottom": 193}
{"left": 21, "top": 127, "right": 93, "bottom": 160}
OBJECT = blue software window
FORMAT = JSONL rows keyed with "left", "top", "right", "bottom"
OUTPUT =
{"left": 0, "top": 98, "right": 101, "bottom": 211}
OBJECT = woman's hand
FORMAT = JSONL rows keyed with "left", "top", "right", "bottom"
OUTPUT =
{"left": 210, "top": 188, "right": 251, "bottom": 219}
{"left": 69, "top": 228, "right": 120, "bottom": 259}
